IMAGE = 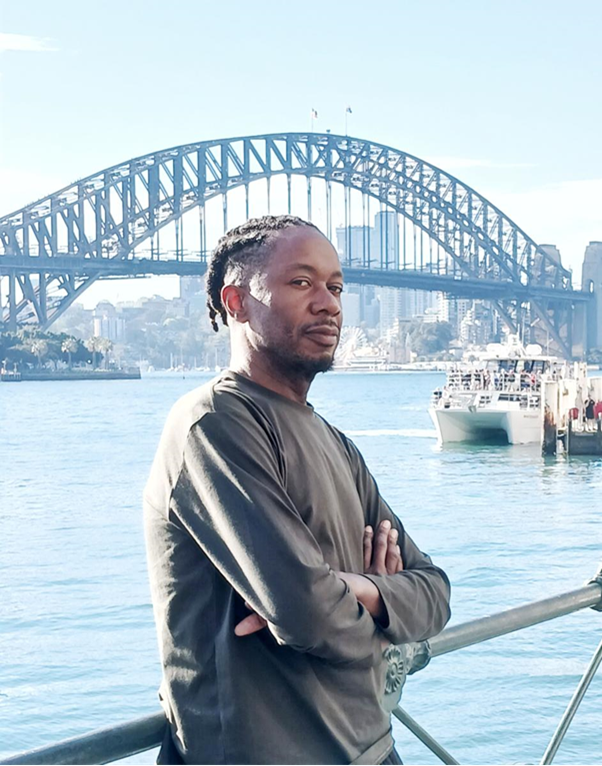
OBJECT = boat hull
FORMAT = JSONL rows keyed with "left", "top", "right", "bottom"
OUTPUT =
{"left": 429, "top": 406, "right": 541, "bottom": 445}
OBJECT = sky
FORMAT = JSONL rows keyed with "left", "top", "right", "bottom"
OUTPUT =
{"left": 1, "top": 0, "right": 601, "bottom": 307}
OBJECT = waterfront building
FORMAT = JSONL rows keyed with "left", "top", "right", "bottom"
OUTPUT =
{"left": 378, "top": 287, "right": 438, "bottom": 334}
{"left": 383, "top": 318, "right": 412, "bottom": 363}
{"left": 438, "top": 296, "right": 472, "bottom": 337}
{"left": 458, "top": 301, "right": 498, "bottom": 347}
{"left": 92, "top": 302, "right": 126, "bottom": 343}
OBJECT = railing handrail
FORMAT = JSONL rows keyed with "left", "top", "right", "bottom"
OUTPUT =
{"left": 2, "top": 580, "right": 600, "bottom": 766}
{"left": 429, "top": 582, "right": 602, "bottom": 657}
{"left": 0, "top": 713, "right": 166, "bottom": 766}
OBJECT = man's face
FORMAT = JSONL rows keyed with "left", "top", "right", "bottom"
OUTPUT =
{"left": 244, "top": 227, "right": 344, "bottom": 380}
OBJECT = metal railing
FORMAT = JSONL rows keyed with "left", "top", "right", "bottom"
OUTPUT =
{"left": 2, "top": 576, "right": 601, "bottom": 766}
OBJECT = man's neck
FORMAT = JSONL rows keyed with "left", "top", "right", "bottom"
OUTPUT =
{"left": 229, "top": 354, "right": 312, "bottom": 405}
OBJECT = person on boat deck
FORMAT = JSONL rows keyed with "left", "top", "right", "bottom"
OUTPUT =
{"left": 144, "top": 215, "right": 451, "bottom": 766}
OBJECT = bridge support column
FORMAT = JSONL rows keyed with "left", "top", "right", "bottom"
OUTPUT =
{"left": 7, "top": 271, "right": 17, "bottom": 332}
{"left": 39, "top": 273, "right": 48, "bottom": 326}
{"left": 566, "top": 303, "right": 573, "bottom": 358}
{"left": 582, "top": 242, "right": 602, "bottom": 354}
{"left": 588, "top": 294, "right": 599, "bottom": 354}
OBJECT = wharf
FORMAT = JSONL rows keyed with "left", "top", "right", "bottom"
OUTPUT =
{"left": 542, "top": 372, "right": 602, "bottom": 455}
{"left": 1, "top": 368, "right": 141, "bottom": 382}
{"left": 0, "top": 371, "right": 22, "bottom": 382}
{"left": 565, "top": 418, "right": 602, "bottom": 455}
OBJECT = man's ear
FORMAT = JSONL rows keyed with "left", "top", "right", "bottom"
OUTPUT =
{"left": 221, "top": 284, "right": 248, "bottom": 323}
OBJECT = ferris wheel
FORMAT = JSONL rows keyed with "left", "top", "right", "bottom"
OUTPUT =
{"left": 336, "top": 327, "right": 368, "bottom": 366}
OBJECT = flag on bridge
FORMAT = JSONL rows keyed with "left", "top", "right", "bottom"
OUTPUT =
{"left": 311, "top": 108, "right": 318, "bottom": 119}
{"left": 346, "top": 106, "right": 352, "bottom": 114}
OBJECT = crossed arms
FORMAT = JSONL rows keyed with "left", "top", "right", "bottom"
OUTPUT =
{"left": 166, "top": 403, "right": 450, "bottom": 668}
{"left": 236, "top": 520, "right": 403, "bottom": 637}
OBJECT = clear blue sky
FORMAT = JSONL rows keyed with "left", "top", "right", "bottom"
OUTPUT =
{"left": 1, "top": 0, "right": 601, "bottom": 299}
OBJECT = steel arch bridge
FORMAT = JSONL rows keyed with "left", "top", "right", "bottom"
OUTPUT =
{"left": 0, "top": 132, "right": 592, "bottom": 357}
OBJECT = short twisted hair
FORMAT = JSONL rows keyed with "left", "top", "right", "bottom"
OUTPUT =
{"left": 205, "top": 215, "right": 319, "bottom": 331}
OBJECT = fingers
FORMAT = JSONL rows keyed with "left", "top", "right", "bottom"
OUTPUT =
{"left": 385, "top": 527, "right": 404, "bottom": 574}
{"left": 396, "top": 546, "right": 404, "bottom": 573}
{"left": 366, "top": 520, "right": 404, "bottom": 575}
{"left": 234, "top": 612, "right": 268, "bottom": 637}
{"left": 363, "top": 526, "right": 373, "bottom": 571}
{"left": 369, "top": 519, "right": 391, "bottom": 574}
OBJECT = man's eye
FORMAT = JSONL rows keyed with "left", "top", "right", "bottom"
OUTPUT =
{"left": 329, "top": 285, "right": 344, "bottom": 295}
{"left": 291, "top": 279, "right": 311, "bottom": 287}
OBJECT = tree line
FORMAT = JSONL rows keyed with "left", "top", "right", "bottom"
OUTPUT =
{"left": 51, "top": 300, "right": 232, "bottom": 370}
{"left": 0, "top": 328, "right": 114, "bottom": 370}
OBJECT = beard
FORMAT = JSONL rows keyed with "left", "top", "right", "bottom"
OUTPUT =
{"left": 262, "top": 331, "right": 337, "bottom": 383}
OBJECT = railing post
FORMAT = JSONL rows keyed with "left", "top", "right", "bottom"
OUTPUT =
{"left": 392, "top": 706, "right": 459, "bottom": 765}
{"left": 539, "top": 636, "right": 602, "bottom": 765}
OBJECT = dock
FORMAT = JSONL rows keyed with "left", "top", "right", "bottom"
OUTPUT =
{"left": 542, "top": 372, "right": 602, "bottom": 456}
{"left": 0, "top": 368, "right": 141, "bottom": 383}
{"left": 566, "top": 418, "right": 602, "bottom": 456}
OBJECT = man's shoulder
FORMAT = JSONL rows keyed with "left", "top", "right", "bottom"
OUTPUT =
{"left": 145, "top": 373, "right": 267, "bottom": 510}
{"left": 167, "top": 371, "right": 262, "bottom": 431}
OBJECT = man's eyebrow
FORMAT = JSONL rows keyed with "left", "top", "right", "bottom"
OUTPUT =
{"left": 285, "top": 263, "right": 344, "bottom": 279}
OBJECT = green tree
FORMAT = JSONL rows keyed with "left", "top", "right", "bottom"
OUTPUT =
{"left": 97, "top": 337, "right": 113, "bottom": 369}
{"left": 30, "top": 339, "right": 49, "bottom": 368}
{"left": 61, "top": 338, "right": 79, "bottom": 369}
{"left": 409, "top": 321, "right": 453, "bottom": 357}
{"left": 85, "top": 336, "right": 103, "bottom": 369}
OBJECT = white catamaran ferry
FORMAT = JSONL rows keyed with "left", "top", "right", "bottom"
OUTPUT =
{"left": 429, "top": 338, "right": 587, "bottom": 445}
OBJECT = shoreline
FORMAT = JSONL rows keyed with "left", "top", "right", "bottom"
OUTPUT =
{"left": 1, "top": 369, "right": 141, "bottom": 382}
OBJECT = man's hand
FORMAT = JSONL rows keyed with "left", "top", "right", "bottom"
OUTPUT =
{"left": 339, "top": 519, "right": 404, "bottom": 622}
{"left": 234, "top": 601, "right": 268, "bottom": 637}
{"left": 363, "top": 519, "right": 404, "bottom": 575}
{"left": 234, "top": 519, "right": 403, "bottom": 637}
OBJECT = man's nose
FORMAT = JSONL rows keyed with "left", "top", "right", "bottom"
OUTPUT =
{"left": 311, "top": 285, "right": 341, "bottom": 315}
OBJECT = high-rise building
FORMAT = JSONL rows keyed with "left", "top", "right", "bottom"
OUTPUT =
{"left": 336, "top": 210, "right": 400, "bottom": 268}
{"left": 438, "top": 296, "right": 472, "bottom": 337}
{"left": 458, "top": 301, "right": 498, "bottom": 347}
{"left": 336, "top": 226, "right": 370, "bottom": 266}
{"left": 341, "top": 291, "right": 361, "bottom": 326}
{"left": 371, "top": 211, "right": 399, "bottom": 269}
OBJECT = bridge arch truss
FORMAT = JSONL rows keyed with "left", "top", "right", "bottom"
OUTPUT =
{"left": 0, "top": 133, "right": 588, "bottom": 357}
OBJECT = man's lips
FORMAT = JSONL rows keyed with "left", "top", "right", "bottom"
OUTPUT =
{"left": 303, "top": 325, "right": 340, "bottom": 346}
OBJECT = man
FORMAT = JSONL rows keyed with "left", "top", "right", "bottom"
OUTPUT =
{"left": 144, "top": 215, "right": 451, "bottom": 765}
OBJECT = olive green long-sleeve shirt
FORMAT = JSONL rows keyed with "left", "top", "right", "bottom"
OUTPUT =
{"left": 144, "top": 371, "right": 450, "bottom": 765}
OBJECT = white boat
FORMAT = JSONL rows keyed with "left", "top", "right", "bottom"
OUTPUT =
{"left": 429, "top": 340, "right": 583, "bottom": 445}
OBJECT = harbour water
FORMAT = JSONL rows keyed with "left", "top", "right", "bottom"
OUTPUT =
{"left": 1, "top": 371, "right": 600, "bottom": 764}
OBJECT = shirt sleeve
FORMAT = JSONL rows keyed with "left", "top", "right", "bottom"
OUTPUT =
{"left": 170, "top": 398, "right": 385, "bottom": 668}
{"left": 341, "top": 434, "right": 451, "bottom": 645}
